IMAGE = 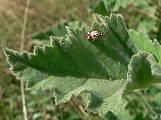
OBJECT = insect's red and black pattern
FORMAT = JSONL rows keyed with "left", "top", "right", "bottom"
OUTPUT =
{"left": 84, "top": 31, "right": 103, "bottom": 41}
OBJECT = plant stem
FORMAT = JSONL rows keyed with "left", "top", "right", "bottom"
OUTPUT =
{"left": 20, "top": 0, "right": 31, "bottom": 120}
{"left": 20, "top": 0, "right": 31, "bottom": 50}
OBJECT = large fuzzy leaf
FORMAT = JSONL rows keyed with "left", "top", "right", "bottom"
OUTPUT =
{"left": 4, "top": 14, "right": 135, "bottom": 117}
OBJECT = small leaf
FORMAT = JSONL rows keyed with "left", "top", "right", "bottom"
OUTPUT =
{"left": 88, "top": 0, "right": 108, "bottom": 15}
{"left": 129, "top": 30, "right": 161, "bottom": 65}
{"left": 127, "top": 52, "right": 161, "bottom": 91}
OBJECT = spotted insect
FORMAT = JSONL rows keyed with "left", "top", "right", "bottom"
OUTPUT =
{"left": 84, "top": 31, "right": 103, "bottom": 41}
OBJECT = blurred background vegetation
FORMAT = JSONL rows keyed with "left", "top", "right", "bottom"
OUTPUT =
{"left": 0, "top": 0, "right": 161, "bottom": 120}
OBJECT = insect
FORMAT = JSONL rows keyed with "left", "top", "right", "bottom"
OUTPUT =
{"left": 84, "top": 31, "right": 103, "bottom": 41}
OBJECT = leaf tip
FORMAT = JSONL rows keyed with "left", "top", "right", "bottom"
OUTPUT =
{"left": 3, "top": 47, "right": 13, "bottom": 58}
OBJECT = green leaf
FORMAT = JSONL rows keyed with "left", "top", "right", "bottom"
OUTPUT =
{"left": 4, "top": 14, "right": 133, "bottom": 117}
{"left": 88, "top": 0, "right": 108, "bottom": 16}
{"left": 89, "top": 0, "right": 158, "bottom": 35}
{"left": 30, "top": 21, "right": 85, "bottom": 45}
{"left": 127, "top": 52, "right": 161, "bottom": 91}
{"left": 136, "top": 18, "right": 157, "bottom": 34}
{"left": 126, "top": 30, "right": 161, "bottom": 92}
{"left": 129, "top": 30, "right": 161, "bottom": 65}
{"left": 93, "top": 14, "right": 138, "bottom": 65}
{"left": 6, "top": 13, "right": 161, "bottom": 118}
{"left": 96, "top": 0, "right": 157, "bottom": 14}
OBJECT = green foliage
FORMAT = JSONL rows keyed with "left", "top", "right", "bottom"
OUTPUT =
{"left": 129, "top": 30, "right": 161, "bottom": 65}
{"left": 89, "top": 0, "right": 160, "bottom": 37}
{"left": 127, "top": 52, "right": 161, "bottom": 91}
{"left": 4, "top": 13, "right": 161, "bottom": 119}
{"left": 5, "top": 14, "right": 129, "bottom": 118}
{"left": 87, "top": 1, "right": 161, "bottom": 119}
{"left": 88, "top": 0, "right": 108, "bottom": 16}
{"left": 89, "top": 0, "right": 157, "bottom": 14}
{"left": 1, "top": 0, "right": 161, "bottom": 120}
{"left": 103, "top": 0, "right": 157, "bottom": 13}
{"left": 126, "top": 85, "right": 161, "bottom": 120}
{"left": 30, "top": 20, "right": 85, "bottom": 45}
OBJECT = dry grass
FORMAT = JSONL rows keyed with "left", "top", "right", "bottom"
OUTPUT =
{"left": 0, "top": 0, "right": 90, "bottom": 76}
{"left": 0, "top": 0, "right": 90, "bottom": 50}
